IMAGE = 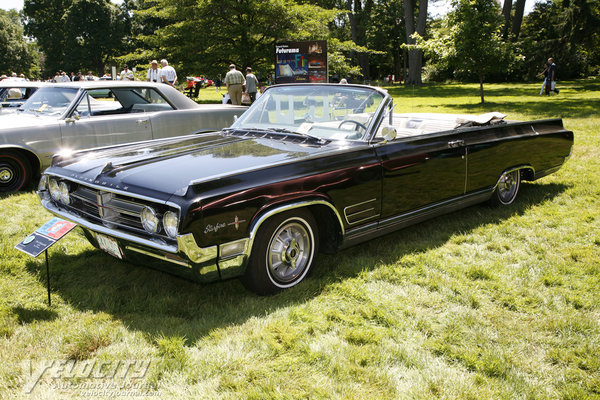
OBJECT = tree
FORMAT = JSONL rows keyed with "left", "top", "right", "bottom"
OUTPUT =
{"left": 23, "top": 0, "right": 131, "bottom": 76}
{"left": 0, "top": 9, "right": 39, "bottom": 77}
{"left": 415, "top": 0, "right": 512, "bottom": 102}
{"left": 122, "top": 0, "right": 360, "bottom": 80}
{"left": 23, "top": 0, "right": 70, "bottom": 76}
{"left": 63, "top": 0, "right": 131, "bottom": 74}
{"left": 403, "top": 0, "right": 428, "bottom": 85}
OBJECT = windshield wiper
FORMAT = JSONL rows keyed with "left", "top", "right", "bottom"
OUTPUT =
{"left": 266, "top": 127, "right": 327, "bottom": 143}
{"left": 225, "top": 127, "right": 328, "bottom": 144}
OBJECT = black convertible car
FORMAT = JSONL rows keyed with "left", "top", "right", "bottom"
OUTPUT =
{"left": 38, "top": 84, "right": 573, "bottom": 294}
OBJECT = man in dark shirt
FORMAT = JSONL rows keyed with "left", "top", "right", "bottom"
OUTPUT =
{"left": 545, "top": 58, "right": 559, "bottom": 95}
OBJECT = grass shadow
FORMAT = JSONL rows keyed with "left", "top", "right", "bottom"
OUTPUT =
{"left": 12, "top": 306, "right": 59, "bottom": 324}
{"left": 25, "top": 181, "right": 568, "bottom": 345}
{"left": 434, "top": 98, "right": 600, "bottom": 120}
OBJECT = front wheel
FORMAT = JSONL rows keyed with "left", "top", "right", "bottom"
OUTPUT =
{"left": 0, "top": 151, "right": 31, "bottom": 193}
{"left": 243, "top": 210, "right": 319, "bottom": 295}
{"left": 491, "top": 170, "right": 520, "bottom": 206}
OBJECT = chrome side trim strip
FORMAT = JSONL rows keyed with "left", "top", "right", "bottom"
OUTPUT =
{"left": 378, "top": 189, "right": 491, "bottom": 231}
{"left": 344, "top": 198, "right": 379, "bottom": 225}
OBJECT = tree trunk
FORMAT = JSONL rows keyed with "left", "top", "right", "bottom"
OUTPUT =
{"left": 403, "top": 0, "right": 428, "bottom": 85}
{"left": 346, "top": 0, "right": 371, "bottom": 80}
{"left": 501, "top": 0, "right": 512, "bottom": 39}
{"left": 511, "top": 0, "right": 526, "bottom": 41}
{"left": 479, "top": 75, "right": 485, "bottom": 104}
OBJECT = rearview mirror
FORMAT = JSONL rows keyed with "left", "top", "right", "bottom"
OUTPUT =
{"left": 381, "top": 125, "right": 397, "bottom": 142}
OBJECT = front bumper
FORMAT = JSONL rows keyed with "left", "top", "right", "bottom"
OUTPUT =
{"left": 40, "top": 198, "right": 249, "bottom": 283}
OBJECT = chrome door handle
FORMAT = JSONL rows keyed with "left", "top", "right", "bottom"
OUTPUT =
{"left": 448, "top": 139, "right": 465, "bottom": 148}
{"left": 136, "top": 119, "right": 148, "bottom": 125}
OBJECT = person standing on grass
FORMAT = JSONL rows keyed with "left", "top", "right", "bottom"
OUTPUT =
{"left": 224, "top": 64, "right": 245, "bottom": 105}
{"left": 160, "top": 59, "right": 178, "bottom": 87}
{"left": 537, "top": 61, "right": 548, "bottom": 95}
{"left": 146, "top": 60, "right": 161, "bottom": 83}
{"left": 244, "top": 67, "right": 259, "bottom": 104}
{"left": 545, "top": 58, "right": 559, "bottom": 95}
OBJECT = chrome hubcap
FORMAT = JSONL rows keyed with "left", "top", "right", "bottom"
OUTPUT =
{"left": 0, "top": 167, "right": 13, "bottom": 183}
{"left": 498, "top": 171, "right": 518, "bottom": 202}
{"left": 268, "top": 221, "right": 311, "bottom": 284}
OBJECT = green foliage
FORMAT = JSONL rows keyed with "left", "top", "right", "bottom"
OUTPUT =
{"left": 23, "top": 0, "right": 131, "bottom": 77}
{"left": 414, "top": 0, "right": 515, "bottom": 102}
{"left": 517, "top": 0, "right": 600, "bottom": 80}
{"left": 0, "top": 9, "right": 40, "bottom": 78}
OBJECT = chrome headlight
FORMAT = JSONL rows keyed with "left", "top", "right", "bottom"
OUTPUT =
{"left": 49, "top": 179, "right": 60, "bottom": 201}
{"left": 162, "top": 211, "right": 179, "bottom": 238}
{"left": 140, "top": 206, "right": 159, "bottom": 233}
{"left": 59, "top": 181, "right": 70, "bottom": 204}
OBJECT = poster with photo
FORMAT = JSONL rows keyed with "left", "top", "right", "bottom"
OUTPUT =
{"left": 275, "top": 40, "right": 328, "bottom": 84}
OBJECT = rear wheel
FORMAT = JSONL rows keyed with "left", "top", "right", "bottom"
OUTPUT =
{"left": 0, "top": 151, "right": 31, "bottom": 193}
{"left": 491, "top": 170, "right": 520, "bottom": 206}
{"left": 243, "top": 209, "right": 319, "bottom": 295}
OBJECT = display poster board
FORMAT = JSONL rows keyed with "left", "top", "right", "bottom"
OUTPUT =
{"left": 275, "top": 40, "right": 328, "bottom": 84}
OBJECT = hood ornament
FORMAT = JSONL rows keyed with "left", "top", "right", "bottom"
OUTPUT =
{"left": 100, "top": 162, "right": 114, "bottom": 174}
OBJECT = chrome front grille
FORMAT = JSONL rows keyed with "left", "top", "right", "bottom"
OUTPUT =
{"left": 62, "top": 181, "right": 169, "bottom": 240}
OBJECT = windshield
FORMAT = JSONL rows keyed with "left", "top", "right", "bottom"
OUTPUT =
{"left": 18, "top": 87, "right": 79, "bottom": 116}
{"left": 230, "top": 85, "right": 386, "bottom": 141}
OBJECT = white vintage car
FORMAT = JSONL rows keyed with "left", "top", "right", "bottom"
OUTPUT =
{"left": 0, "top": 81, "right": 246, "bottom": 192}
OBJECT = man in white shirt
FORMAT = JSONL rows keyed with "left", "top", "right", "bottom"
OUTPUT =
{"left": 120, "top": 65, "right": 134, "bottom": 81}
{"left": 159, "top": 59, "right": 177, "bottom": 87}
{"left": 146, "top": 60, "right": 161, "bottom": 83}
{"left": 59, "top": 71, "right": 71, "bottom": 82}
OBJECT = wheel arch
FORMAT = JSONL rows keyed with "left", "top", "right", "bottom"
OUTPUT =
{"left": 0, "top": 146, "right": 42, "bottom": 177}
{"left": 493, "top": 164, "right": 534, "bottom": 191}
{"left": 248, "top": 199, "right": 345, "bottom": 255}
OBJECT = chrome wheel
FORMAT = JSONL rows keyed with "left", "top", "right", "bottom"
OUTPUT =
{"left": 267, "top": 219, "right": 313, "bottom": 285}
{"left": 243, "top": 210, "right": 319, "bottom": 295}
{"left": 494, "top": 170, "right": 520, "bottom": 205}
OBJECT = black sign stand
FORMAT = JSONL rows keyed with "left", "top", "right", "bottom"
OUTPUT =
{"left": 15, "top": 217, "right": 77, "bottom": 307}
{"left": 45, "top": 249, "right": 51, "bottom": 306}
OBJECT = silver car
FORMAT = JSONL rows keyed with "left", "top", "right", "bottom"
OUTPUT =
{"left": 0, "top": 81, "right": 246, "bottom": 192}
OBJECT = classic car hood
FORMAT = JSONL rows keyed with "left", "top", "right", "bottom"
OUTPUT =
{"left": 0, "top": 112, "right": 56, "bottom": 130}
{"left": 51, "top": 132, "right": 334, "bottom": 199}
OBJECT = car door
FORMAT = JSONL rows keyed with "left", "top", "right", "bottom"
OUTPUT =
{"left": 59, "top": 90, "right": 152, "bottom": 151}
{"left": 375, "top": 131, "right": 467, "bottom": 220}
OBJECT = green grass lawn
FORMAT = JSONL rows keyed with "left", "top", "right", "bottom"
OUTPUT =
{"left": 1, "top": 80, "right": 599, "bottom": 399}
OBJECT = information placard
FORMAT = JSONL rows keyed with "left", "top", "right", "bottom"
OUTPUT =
{"left": 15, "top": 217, "right": 77, "bottom": 257}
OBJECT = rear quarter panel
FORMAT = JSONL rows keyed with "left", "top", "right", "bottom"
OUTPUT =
{"left": 464, "top": 119, "right": 573, "bottom": 192}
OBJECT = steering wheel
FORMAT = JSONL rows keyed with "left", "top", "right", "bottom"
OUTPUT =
{"left": 338, "top": 119, "right": 367, "bottom": 132}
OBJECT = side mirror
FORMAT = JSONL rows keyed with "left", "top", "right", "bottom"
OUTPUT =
{"left": 381, "top": 125, "right": 397, "bottom": 142}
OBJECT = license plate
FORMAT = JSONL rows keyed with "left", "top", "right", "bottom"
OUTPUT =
{"left": 96, "top": 233, "right": 123, "bottom": 259}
